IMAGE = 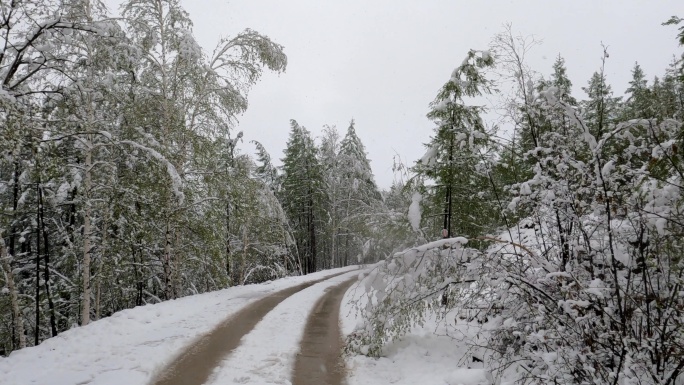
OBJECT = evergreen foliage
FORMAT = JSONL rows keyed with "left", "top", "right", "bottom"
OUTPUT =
{"left": 349, "top": 23, "right": 684, "bottom": 385}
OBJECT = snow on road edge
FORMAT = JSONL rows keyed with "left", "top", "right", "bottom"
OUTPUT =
{"left": 0, "top": 266, "right": 357, "bottom": 385}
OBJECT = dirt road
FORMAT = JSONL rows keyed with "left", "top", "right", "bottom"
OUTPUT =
{"left": 292, "top": 277, "right": 357, "bottom": 385}
{"left": 149, "top": 272, "right": 355, "bottom": 385}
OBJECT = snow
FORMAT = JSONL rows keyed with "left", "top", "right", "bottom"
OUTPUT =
{"left": 408, "top": 192, "right": 422, "bottom": 231}
{"left": 519, "top": 182, "right": 532, "bottom": 195}
{"left": 420, "top": 144, "right": 439, "bottom": 167}
{"left": 0, "top": 266, "right": 357, "bottom": 385}
{"left": 446, "top": 369, "right": 494, "bottom": 385}
{"left": 3, "top": 262, "right": 501, "bottom": 385}
{"left": 119, "top": 140, "right": 184, "bottom": 204}
{"left": 341, "top": 285, "right": 495, "bottom": 385}
{"left": 601, "top": 159, "right": 615, "bottom": 178}
{"left": 206, "top": 270, "right": 360, "bottom": 384}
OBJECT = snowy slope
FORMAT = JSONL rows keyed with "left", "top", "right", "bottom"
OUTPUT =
{"left": 0, "top": 266, "right": 356, "bottom": 385}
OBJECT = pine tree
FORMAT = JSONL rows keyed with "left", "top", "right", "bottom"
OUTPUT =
{"left": 411, "top": 49, "right": 497, "bottom": 240}
{"left": 623, "top": 62, "right": 653, "bottom": 119}
{"left": 653, "top": 59, "right": 684, "bottom": 120}
{"left": 251, "top": 140, "right": 278, "bottom": 190}
{"left": 318, "top": 125, "right": 342, "bottom": 268}
{"left": 279, "top": 120, "right": 326, "bottom": 274}
{"left": 336, "top": 120, "right": 382, "bottom": 265}
{"left": 581, "top": 69, "right": 622, "bottom": 138}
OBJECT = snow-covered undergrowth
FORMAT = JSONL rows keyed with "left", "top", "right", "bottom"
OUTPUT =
{"left": 343, "top": 82, "right": 684, "bottom": 384}
{"left": 346, "top": 192, "right": 684, "bottom": 384}
{"left": 0, "top": 266, "right": 356, "bottom": 385}
{"left": 344, "top": 237, "right": 478, "bottom": 357}
{"left": 342, "top": 277, "right": 499, "bottom": 385}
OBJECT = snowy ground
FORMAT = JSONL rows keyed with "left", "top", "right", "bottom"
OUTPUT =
{"left": 0, "top": 266, "right": 356, "bottom": 385}
{"left": 2, "top": 263, "right": 504, "bottom": 385}
{"left": 205, "top": 270, "right": 359, "bottom": 385}
{"left": 341, "top": 279, "right": 500, "bottom": 385}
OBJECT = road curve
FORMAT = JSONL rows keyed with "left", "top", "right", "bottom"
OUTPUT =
{"left": 150, "top": 271, "right": 349, "bottom": 385}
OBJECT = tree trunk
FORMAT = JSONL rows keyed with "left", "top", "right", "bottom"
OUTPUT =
{"left": 444, "top": 185, "right": 452, "bottom": 238}
{"left": 0, "top": 235, "right": 26, "bottom": 349}
{"left": 163, "top": 220, "right": 176, "bottom": 300}
{"left": 445, "top": 132, "right": 454, "bottom": 238}
{"left": 94, "top": 216, "right": 108, "bottom": 321}
{"left": 344, "top": 235, "right": 349, "bottom": 267}
{"left": 225, "top": 202, "right": 231, "bottom": 284}
{"left": 240, "top": 224, "right": 248, "bottom": 284}
{"left": 9, "top": 153, "right": 19, "bottom": 274}
{"left": 38, "top": 183, "right": 57, "bottom": 336}
{"left": 82, "top": 136, "right": 92, "bottom": 326}
{"left": 309, "top": 194, "right": 316, "bottom": 273}
{"left": 331, "top": 213, "right": 337, "bottom": 267}
{"left": 34, "top": 191, "right": 41, "bottom": 345}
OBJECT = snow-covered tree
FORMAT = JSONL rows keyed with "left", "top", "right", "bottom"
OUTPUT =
{"left": 581, "top": 57, "right": 622, "bottom": 139}
{"left": 335, "top": 120, "right": 383, "bottom": 265}
{"left": 279, "top": 120, "right": 326, "bottom": 274}
{"left": 350, "top": 28, "right": 684, "bottom": 385}
{"left": 410, "top": 48, "right": 498, "bottom": 240}
{"left": 622, "top": 62, "right": 653, "bottom": 120}
{"left": 0, "top": 0, "right": 288, "bottom": 354}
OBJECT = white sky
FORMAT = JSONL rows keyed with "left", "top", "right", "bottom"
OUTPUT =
{"left": 112, "top": 1, "right": 683, "bottom": 189}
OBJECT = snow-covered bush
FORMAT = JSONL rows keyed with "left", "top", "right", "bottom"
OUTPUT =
{"left": 350, "top": 37, "right": 684, "bottom": 384}
{"left": 346, "top": 237, "right": 482, "bottom": 357}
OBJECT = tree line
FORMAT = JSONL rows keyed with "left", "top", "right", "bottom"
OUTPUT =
{"left": 0, "top": 0, "right": 410, "bottom": 355}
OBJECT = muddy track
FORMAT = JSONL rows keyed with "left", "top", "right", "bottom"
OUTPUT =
{"left": 292, "top": 277, "right": 357, "bottom": 385}
{"left": 150, "top": 271, "right": 350, "bottom": 385}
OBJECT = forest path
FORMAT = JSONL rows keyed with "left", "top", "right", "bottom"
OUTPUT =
{"left": 292, "top": 277, "right": 357, "bottom": 385}
{"left": 149, "top": 270, "right": 351, "bottom": 385}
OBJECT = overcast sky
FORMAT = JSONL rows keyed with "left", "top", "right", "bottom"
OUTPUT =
{"left": 115, "top": 1, "right": 683, "bottom": 189}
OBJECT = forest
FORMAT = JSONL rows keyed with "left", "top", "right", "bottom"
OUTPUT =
{"left": 2, "top": 1, "right": 684, "bottom": 383}
{"left": 0, "top": 0, "right": 405, "bottom": 354}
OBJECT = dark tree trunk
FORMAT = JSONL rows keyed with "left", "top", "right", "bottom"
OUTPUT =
{"left": 344, "top": 235, "right": 348, "bottom": 266}
{"left": 225, "top": 202, "right": 231, "bottom": 282}
{"left": 445, "top": 131, "right": 454, "bottom": 238}
{"left": 35, "top": 184, "right": 41, "bottom": 346}
{"left": 38, "top": 183, "right": 57, "bottom": 337}
{"left": 9, "top": 157, "right": 20, "bottom": 348}
{"left": 132, "top": 245, "right": 143, "bottom": 307}
{"left": 310, "top": 204, "right": 316, "bottom": 273}
{"left": 9, "top": 157, "right": 19, "bottom": 263}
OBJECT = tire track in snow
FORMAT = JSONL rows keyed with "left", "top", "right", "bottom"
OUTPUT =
{"left": 203, "top": 270, "right": 361, "bottom": 385}
{"left": 149, "top": 270, "right": 351, "bottom": 385}
{"left": 293, "top": 276, "right": 358, "bottom": 385}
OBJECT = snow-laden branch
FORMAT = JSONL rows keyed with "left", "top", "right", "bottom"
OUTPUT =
{"left": 120, "top": 140, "right": 184, "bottom": 204}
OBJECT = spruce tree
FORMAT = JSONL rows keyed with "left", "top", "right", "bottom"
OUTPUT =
{"left": 337, "top": 120, "right": 382, "bottom": 264}
{"left": 623, "top": 62, "right": 653, "bottom": 119}
{"left": 581, "top": 70, "right": 622, "bottom": 138}
{"left": 318, "top": 125, "right": 342, "bottom": 268}
{"left": 279, "top": 120, "right": 326, "bottom": 274}
{"left": 411, "top": 49, "right": 497, "bottom": 240}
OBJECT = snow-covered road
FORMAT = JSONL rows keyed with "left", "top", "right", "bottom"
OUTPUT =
{"left": 1, "top": 264, "right": 497, "bottom": 385}
{"left": 0, "top": 267, "right": 359, "bottom": 385}
{"left": 205, "top": 272, "right": 357, "bottom": 385}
